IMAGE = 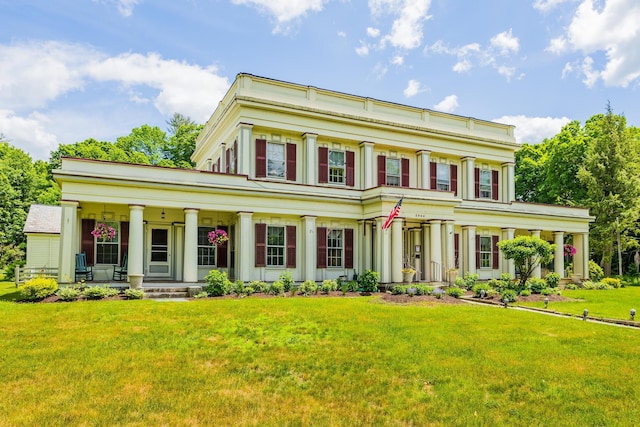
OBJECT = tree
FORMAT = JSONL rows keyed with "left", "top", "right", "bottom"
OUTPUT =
{"left": 577, "top": 105, "right": 640, "bottom": 276}
{"left": 497, "top": 236, "right": 555, "bottom": 288}
{"left": 515, "top": 143, "right": 548, "bottom": 202}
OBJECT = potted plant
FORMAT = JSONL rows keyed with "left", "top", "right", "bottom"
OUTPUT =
{"left": 401, "top": 267, "right": 416, "bottom": 283}
{"left": 91, "top": 223, "right": 116, "bottom": 241}
{"left": 447, "top": 268, "right": 458, "bottom": 286}
{"left": 208, "top": 229, "right": 229, "bottom": 246}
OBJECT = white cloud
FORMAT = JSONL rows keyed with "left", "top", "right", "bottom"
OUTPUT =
{"left": 367, "top": 27, "right": 381, "bottom": 38}
{"left": 0, "top": 109, "right": 59, "bottom": 158}
{"left": 391, "top": 55, "right": 404, "bottom": 65}
{"left": 497, "top": 65, "right": 516, "bottom": 80}
{"left": 453, "top": 59, "right": 472, "bottom": 73}
{"left": 337, "top": 31, "right": 347, "bottom": 37}
{"left": 490, "top": 29, "right": 519, "bottom": 55}
{"left": 231, "top": 0, "right": 328, "bottom": 33}
{"left": 533, "top": 0, "right": 575, "bottom": 12}
{"left": 94, "top": 0, "right": 142, "bottom": 17}
{"left": 433, "top": 95, "right": 458, "bottom": 113}
{"left": 561, "top": 62, "right": 574, "bottom": 78}
{"left": 493, "top": 115, "right": 572, "bottom": 144}
{"left": 369, "top": 0, "right": 432, "bottom": 50}
{"left": 403, "top": 79, "right": 427, "bottom": 97}
{"left": 546, "top": 36, "right": 568, "bottom": 54}
{"left": 548, "top": 0, "right": 640, "bottom": 87}
{"left": 355, "top": 43, "right": 370, "bottom": 56}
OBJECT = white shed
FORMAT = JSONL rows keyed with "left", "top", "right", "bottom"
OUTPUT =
{"left": 23, "top": 204, "right": 61, "bottom": 269}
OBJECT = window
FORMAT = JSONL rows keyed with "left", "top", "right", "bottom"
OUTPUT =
{"left": 267, "top": 142, "right": 285, "bottom": 178}
{"left": 386, "top": 158, "right": 400, "bottom": 186}
{"left": 267, "top": 226, "right": 285, "bottom": 267}
{"left": 329, "top": 150, "right": 345, "bottom": 184}
{"left": 198, "top": 227, "right": 216, "bottom": 266}
{"left": 227, "top": 144, "right": 236, "bottom": 174}
{"left": 96, "top": 221, "right": 119, "bottom": 264}
{"left": 436, "top": 163, "right": 450, "bottom": 191}
{"left": 479, "top": 169, "right": 492, "bottom": 199}
{"left": 327, "top": 229, "right": 343, "bottom": 267}
{"left": 479, "top": 236, "right": 492, "bottom": 268}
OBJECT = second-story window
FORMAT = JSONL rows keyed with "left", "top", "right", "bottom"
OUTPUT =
{"left": 479, "top": 170, "right": 492, "bottom": 199}
{"left": 267, "top": 142, "right": 285, "bottom": 178}
{"left": 386, "top": 158, "right": 401, "bottom": 186}
{"left": 436, "top": 163, "right": 450, "bottom": 191}
{"left": 256, "top": 139, "right": 297, "bottom": 181}
{"left": 329, "top": 150, "right": 345, "bottom": 184}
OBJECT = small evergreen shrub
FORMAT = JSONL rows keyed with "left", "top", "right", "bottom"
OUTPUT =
{"left": 279, "top": 271, "right": 295, "bottom": 292}
{"left": 204, "top": 269, "right": 232, "bottom": 296}
{"left": 232, "top": 280, "right": 245, "bottom": 296}
{"left": 322, "top": 279, "right": 338, "bottom": 292}
{"left": 601, "top": 277, "right": 621, "bottom": 288}
{"left": 414, "top": 284, "right": 434, "bottom": 295}
{"left": 454, "top": 276, "right": 465, "bottom": 288}
{"left": 589, "top": 261, "right": 605, "bottom": 282}
{"left": 462, "top": 273, "right": 479, "bottom": 290}
{"left": 57, "top": 287, "right": 81, "bottom": 301}
{"left": 347, "top": 280, "right": 359, "bottom": 292}
{"left": 340, "top": 283, "right": 349, "bottom": 295}
{"left": 193, "top": 291, "right": 209, "bottom": 299}
{"left": 391, "top": 285, "right": 407, "bottom": 295}
{"left": 270, "top": 280, "right": 284, "bottom": 295}
{"left": 19, "top": 277, "right": 59, "bottom": 301}
{"left": 527, "top": 278, "right": 547, "bottom": 294}
{"left": 564, "top": 283, "right": 578, "bottom": 290}
{"left": 359, "top": 270, "right": 379, "bottom": 293}
{"left": 299, "top": 280, "right": 318, "bottom": 296}
{"left": 320, "top": 282, "right": 332, "bottom": 294}
{"left": 249, "top": 280, "right": 269, "bottom": 293}
{"left": 472, "top": 283, "right": 492, "bottom": 298}
{"left": 500, "top": 289, "right": 518, "bottom": 303}
{"left": 545, "top": 272, "right": 561, "bottom": 288}
{"left": 83, "top": 285, "right": 118, "bottom": 300}
{"left": 124, "top": 289, "right": 144, "bottom": 300}
{"left": 520, "top": 289, "right": 531, "bottom": 296}
{"left": 540, "top": 287, "right": 556, "bottom": 296}
{"left": 445, "top": 286, "right": 464, "bottom": 298}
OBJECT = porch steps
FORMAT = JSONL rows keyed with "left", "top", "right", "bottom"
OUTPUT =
{"left": 143, "top": 286, "right": 190, "bottom": 299}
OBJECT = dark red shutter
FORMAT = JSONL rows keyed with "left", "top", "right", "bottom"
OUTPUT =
{"left": 451, "top": 165, "right": 458, "bottom": 196}
{"left": 492, "top": 170, "right": 499, "bottom": 201}
{"left": 430, "top": 162, "right": 437, "bottom": 189}
{"left": 317, "top": 227, "right": 327, "bottom": 268}
{"left": 318, "top": 147, "right": 328, "bottom": 183}
{"left": 346, "top": 151, "right": 355, "bottom": 187}
{"left": 474, "top": 167, "right": 480, "bottom": 199}
{"left": 345, "top": 228, "right": 354, "bottom": 269}
{"left": 286, "top": 143, "right": 296, "bottom": 181}
{"left": 492, "top": 235, "right": 500, "bottom": 269}
{"left": 225, "top": 147, "right": 230, "bottom": 174}
{"left": 377, "top": 155, "right": 386, "bottom": 186}
{"left": 233, "top": 140, "right": 238, "bottom": 174}
{"left": 255, "top": 139, "right": 267, "bottom": 178}
{"left": 401, "top": 158, "right": 409, "bottom": 188}
{"left": 454, "top": 233, "right": 460, "bottom": 269}
{"left": 286, "top": 225, "right": 296, "bottom": 268}
{"left": 255, "top": 223, "right": 266, "bottom": 267}
{"left": 217, "top": 226, "right": 228, "bottom": 268}
{"left": 120, "top": 222, "right": 129, "bottom": 265}
{"left": 476, "top": 236, "right": 480, "bottom": 268}
{"left": 81, "top": 219, "right": 95, "bottom": 266}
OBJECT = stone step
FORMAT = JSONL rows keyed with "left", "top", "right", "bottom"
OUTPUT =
{"left": 143, "top": 287, "right": 189, "bottom": 293}
{"left": 144, "top": 291, "right": 189, "bottom": 299}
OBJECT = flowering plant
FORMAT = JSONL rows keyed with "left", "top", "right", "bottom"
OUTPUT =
{"left": 401, "top": 267, "right": 416, "bottom": 274}
{"left": 91, "top": 223, "right": 116, "bottom": 241}
{"left": 208, "top": 229, "right": 229, "bottom": 246}
{"left": 564, "top": 244, "right": 576, "bottom": 257}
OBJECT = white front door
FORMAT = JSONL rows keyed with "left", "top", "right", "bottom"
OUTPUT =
{"left": 147, "top": 226, "right": 172, "bottom": 278}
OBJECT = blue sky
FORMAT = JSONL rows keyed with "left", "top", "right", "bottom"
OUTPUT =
{"left": 1, "top": 0, "right": 639, "bottom": 160}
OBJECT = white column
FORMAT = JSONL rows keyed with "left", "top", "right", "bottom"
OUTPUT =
{"left": 462, "top": 157, "right": 475, "bottom": 199}
{"left": 506, "top": 162, "right": 515, "bottom": 202}
{"left": 464, "top": 225, "right": 477, "bottom": 275}
{"left": 422, "top": 223, "right": 430, "bottom": 282}
{"left": 502, "top": 228, "right": 516, "bottom": 277}
{"left": 412, "top": 229, "right": 421, "bottom": 280}
{"left": 443, "top": 221, "right": 455, "bottom": 272}
{"left": 58, "top": 201, "right": 79, "bottom": 283}
{"left": 303, "top": 133, "right": 317, "bottom": 185}
{"left": 174, "top": 224, "right": 184, "bottom": 281}
{"left": 391, "top": 218, "right": 403, "bottom": 283}
{"left": 582, "top": 233, "right": 590, "bottom": 280}
{"left": 418, "top": 150, "right": 431, "bottom": 189}
{"left": 236, "top": 212, "right": 253, "bottom": 282}
{"left": 530, "top": 229, "right": 542, "bottom": 279}
{"left": 183, "top": 209, "right": 199, "bottom": 283}
{"left": 573, "top": 232, "right": 589, "bottom": 280}
{"left": 237, "top": 123, "right": 253, "bottom": 177}
{"left": 128, "top": 205, "right": 145, "bottom": 281}
{"left": 219, "top": 142, "right": 226, "bottom": 173}
{"left": 430, "top": 220, "right": 442, "bottom": 281}
{"left": 376, "top": 218, "right": 391, "bottom": 283}
{"left": 554, "top": 232, "right": 565, "bottom": 277}
{"left": 360, "top": 141, "right": 375, "bottom": 189}
{"left": 302, "top": 216, "right": 317, "bottom": 281}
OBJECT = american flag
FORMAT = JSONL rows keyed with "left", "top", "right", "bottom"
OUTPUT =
{"left": 382, "top": 197, "right": 403, "bottom": 230}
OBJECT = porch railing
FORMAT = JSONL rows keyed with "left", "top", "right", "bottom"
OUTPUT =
{"left": 14, "top": 267, "right": 59, "bottom": 286}
{"left": 430, "top": 261, "right": 442, "bottom": 282}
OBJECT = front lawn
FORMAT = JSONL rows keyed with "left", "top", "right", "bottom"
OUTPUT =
{"left": 1, "top": 291, "right": 640, "bottom": 426}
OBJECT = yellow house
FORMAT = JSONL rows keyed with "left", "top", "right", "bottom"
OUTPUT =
{"left": 54, "top": 73, "right": 593, "bottom": 285}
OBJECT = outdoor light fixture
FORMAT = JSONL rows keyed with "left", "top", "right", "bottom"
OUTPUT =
{"left": 631, "top": 309, "right": 636, "bottom": 321}
{"left": 503, "top": 297, "right": 509, "bottom": 308}
{"left": 161, "top": 209, "right": 165, "bottom": 219}
{"left": 480, "top": 289, "right": 486, "bottom": 298}
{"left": 583, "top": 309, "right": 589, "bottom": 321}
{"left": 544, "top": 297, "right": 549, "bottom": 309}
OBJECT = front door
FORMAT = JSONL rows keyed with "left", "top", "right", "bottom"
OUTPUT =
{"left": 147, "top": 226, "right": 172, "bottom": 278}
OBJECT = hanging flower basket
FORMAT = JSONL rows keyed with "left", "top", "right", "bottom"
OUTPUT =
{"left": 564, "top": 244, "right": 576, "bottom": 257}
{"left": 208, "top": 229, "right": 229, "bottom": 246}
{"left": 91, "top": 223, "right": 117, "bottom": 241}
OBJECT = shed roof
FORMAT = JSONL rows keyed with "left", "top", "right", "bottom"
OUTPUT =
{"left": 23, "top": 204, "right": 61, "bottom": 234}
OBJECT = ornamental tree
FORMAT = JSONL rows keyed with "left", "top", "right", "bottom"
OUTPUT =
{"left": 497, "top": 236, "right": 555, "bottom": 288}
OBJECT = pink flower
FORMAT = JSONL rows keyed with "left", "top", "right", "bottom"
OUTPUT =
{"left": 208, "top": 229, "right": 228, "bottom": 246}
{"left": 91, "top": 223, "right": 117, "bottom": 241}
{"left": 564, "top": 244, "right": 576, "bottom": 257}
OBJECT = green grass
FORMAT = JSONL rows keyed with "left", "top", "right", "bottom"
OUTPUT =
{"left": 517, "top": 286, "right": 640, "bottom": 320}
{"left": 2, "top": 282, "right": 640, "bottom": 426}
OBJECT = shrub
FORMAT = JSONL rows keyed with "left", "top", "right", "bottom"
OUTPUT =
{"left": 322, "top": 279, "right": 338, "bottom": 292}
{"left": 545, "top": 272, "right": 561, "bottom": 288}
{"left": 279, "top": 271, "right": 295, "bottom": 292}
{"left": 340, "top": 283, "right": 349, "bottom": 295}
{"left": 249, "top": 280, "right": 269, "bottom": 293}
{"left": 320, "top": 282, "right": 332, "bottom": 294}
{"left": 204, "top": 269, "right": 232, "bottom": 296}
{"left": 19, "top": 277, "right": 59, "bottom": 301}
{"left": 124, "top": 288, "right": 144, "bottom": 300}
{"left": 445, "top": 286, "right": 464, "bottom": 298}
{"left": 564, "top": 283, "right": 578, "bottom": 290}
{"left": 414, "top": 284, "right": 434, "bottom": 296}
{"left": 391, "top": 285, "right": 407, "bottom": 295}
{"left": 454, "top": 276, "right": 465, "bottom": 288}
{"left": 299, "top": 280, "right": 318, "bottom": 296}
{"left": 520, "top": 289, "right": 531, "bottom": 296}
{"left": 527, "top": 278, "right": 547, "bottom": 294}
{"left": 360, "top": 270, "right": 379, "bottom": 293}
{"left": 433, "top": 288, "right": 445, "bottom": 299}
{"left": 500, "top": 289, "right": 518, "bottom": 303}
{"left": 472, "top": 283, "right": 492, "bottom": 298}
{"left": 83, "top": 285, "right": 118, "bottom": 300}
{"left": 193, "top": 291, "right": 209, "bottom": 299}
{"left": 540, "top": 287, "right": 556, "bottom": 296}
{"left": 242, "top": 285, "right": 254, "bottom": 296}
{"left": 601, "top": 277, "right": 621, "bottom": 289}
{"left": 232, "top": 280, "right": 245, "bottom": 296}
{"left": 270, "top": 280, "right": 284, "bottom": 295}
{"left": 589, "top": 260, "right": 604, "bottom": 282}
{"left": 347, "top": 280, "right": 359, "bottom": 292}
{"left": 57, "top": 287, "right": 81, "bottom": 301}
{"left": 462, "top": 273, "right": 479, "bottom": 290}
